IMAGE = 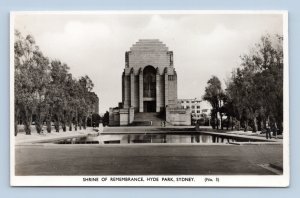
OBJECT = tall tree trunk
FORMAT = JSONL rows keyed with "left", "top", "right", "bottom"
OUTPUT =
{"left": 46, "top": 119, "right": 51, "bottom": 133}
{"left": 74, "top": 110, "right": 78, "bottom": 131}
{"left": 35, "top": 106, "right": 42, "bottom": 134}
{"left": 46, "top": 112, "right": 52, "bottom": 133}
{"left": 35, "top": 118, "right": 42, "bottom": 134}
{"left": 259, "top": 120, "right": 263, "bottom": 132}
{"left": 69, "top": 121, "right": 72, "bottom": 131}
{"left": 61, "top": 113, "right": 66, "bottom": 132}
{"left": 24, "top": 107, "right": 32, "bottom": 135}
{"left": 74, "top": 116, "right": 77, "bottom": 131}
{"left": 226, "top": 116, "right": 230, "bottom": 130}
{"left": 83, "top": 116, "right": 87, "bottom": 129}
{"left": 244, "top": 120, "right": 248, "bottom": 132}
{"left": 14, "top": 108, "right": 19, "bottom": 136}
{"left": 237, "top": 119, "right": 240, "bottom": 131}
{"left": 220, "top": 112, "right": 223, "bottom": 130}
{"left": 215, "top": 112, "right": 219, "bottom": 130}
{"left": 68, "top": 114, "right": 72, "bottom": 131}
{"left": 78, "top": 117, "right": 82, "bottom": 130}
{"left": 252, "top": 116, "right": 258, "bottom": 132}
{"left": 54, "top": 115, "right": 60, "bottom": 132}
{"left": 61, "top": 114, "right": 66, "bottom": 132}
{"left": 62, "top": 122, "right": 66, "bottom": 132}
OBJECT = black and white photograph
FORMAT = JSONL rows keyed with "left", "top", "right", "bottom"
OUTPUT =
{"left": 10, "top": 11, "right": 289, "bottom": 187}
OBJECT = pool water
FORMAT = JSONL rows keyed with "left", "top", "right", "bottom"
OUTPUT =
{"left": 54, "top": 133, "right": 260, "bottom": 145}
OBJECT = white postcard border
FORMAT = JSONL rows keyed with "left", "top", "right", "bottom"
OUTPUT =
{"left": 10, "top": 10, "right": 289, "bottom": 187}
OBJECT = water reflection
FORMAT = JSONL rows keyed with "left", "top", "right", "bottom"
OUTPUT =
{"left": 56, "top": 133, "right": 246, "bottom": 145}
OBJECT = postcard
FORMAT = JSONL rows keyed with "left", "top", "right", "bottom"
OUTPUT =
{"left": 10, "top": 11, "right": 289, "bottom": 186}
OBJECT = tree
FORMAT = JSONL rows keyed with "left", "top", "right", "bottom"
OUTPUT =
{"left": 78, "top": 76, "right": 95, "bottom": 129}
{"left": 14, "top": 31, "right": 45, "bottom": 135}
{"left": 49, "top": 60, "right": 70, "bottom": 132}
{"left": 14, "top": 30, "right": 100, "bottom": 135}
{"left": 226, "top": 34, "right": 283, "bottom": 132}
{"left": 102, "top": 111, "right": 109, "bottom": 127}
{"left": 202, "top": 76, "right": 224, "bottom": 129}
{"left": 87, "top": 113, "right": 101, "bottom": 127}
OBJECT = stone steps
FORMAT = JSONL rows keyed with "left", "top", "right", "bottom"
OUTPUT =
{"left": 102, "top": 126, "right": 195, "bottom": 133}
{"left": 132, "top": 112, "right": 167, "bottom": 126}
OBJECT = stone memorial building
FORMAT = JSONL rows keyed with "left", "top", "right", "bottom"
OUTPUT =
{"left": 109, "top": 39, "right": 191, "bottom": 126}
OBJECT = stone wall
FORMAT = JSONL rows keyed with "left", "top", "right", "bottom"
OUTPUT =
{"left": 109, "top": 108, "right": 135, "bottom": 126}
{"left": 166, "top": 107, "right": 191, "bottom": 126}
{"left": 109, "top": 108, "right": 120, "bottom": 126}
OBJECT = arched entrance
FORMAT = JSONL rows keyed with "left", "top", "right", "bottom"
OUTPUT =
{"left": 143, "top": 66, "right": 156, "bottom": 112}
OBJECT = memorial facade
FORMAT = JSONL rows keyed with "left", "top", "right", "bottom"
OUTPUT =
{"left": 109, "top": 39, "right": 191, "bottom": 126}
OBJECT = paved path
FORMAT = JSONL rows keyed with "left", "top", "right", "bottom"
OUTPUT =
{"left": 15, "top": 144, "right": 283, "bottom": 176}
{"left": 15, "top": 128, "right": 96, "bottom": 145}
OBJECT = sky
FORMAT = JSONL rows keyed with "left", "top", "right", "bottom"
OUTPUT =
{"left": 14, "top": 12, "right": 284, "bottom": 113}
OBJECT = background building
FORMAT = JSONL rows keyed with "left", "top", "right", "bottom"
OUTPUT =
{"left": 178, "top": 98, "right": 202, "bottom": 119}
{"left": 178, "top": 98, "right": 211, "bottom": 124}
